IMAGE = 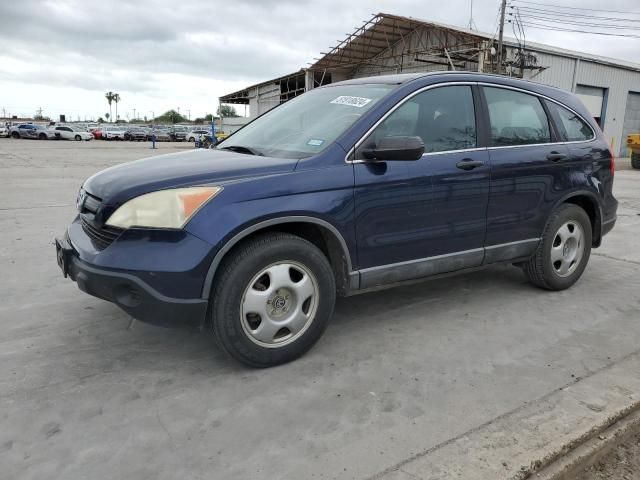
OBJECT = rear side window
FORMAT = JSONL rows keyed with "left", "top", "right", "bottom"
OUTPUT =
{"left": 483, "top": 87, "right": 551, "bottom": 146}
{"left": 545, "top": 101, "right": 593, "bottom": 142}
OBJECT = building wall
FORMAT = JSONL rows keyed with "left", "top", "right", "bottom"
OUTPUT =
{"left": 247, "top": 82, "right": 282, "bottom": 118}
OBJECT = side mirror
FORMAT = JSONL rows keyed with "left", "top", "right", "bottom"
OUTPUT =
{"left": 362, "top": 136, "right": 425, "bottom": 161}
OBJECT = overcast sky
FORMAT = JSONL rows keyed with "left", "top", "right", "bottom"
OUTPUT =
{"left": 0, "top": 0, "right": 638, "bottom": 121}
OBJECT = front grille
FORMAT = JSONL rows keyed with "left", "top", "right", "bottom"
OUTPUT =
{"left": 81, "top": 216, "right": 123, "bottom": 250}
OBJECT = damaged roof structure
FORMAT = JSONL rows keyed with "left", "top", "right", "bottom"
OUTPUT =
{"left": 220, "top": 12, "right": 640, "bottom": 156}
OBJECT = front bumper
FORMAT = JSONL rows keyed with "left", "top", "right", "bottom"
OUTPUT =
{"left": 55, "top": 234, "right": 208, "bottom": 328}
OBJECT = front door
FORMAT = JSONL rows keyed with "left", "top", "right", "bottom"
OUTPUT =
{"left": 353, "top": 84, "right": 490, "bottom": 288}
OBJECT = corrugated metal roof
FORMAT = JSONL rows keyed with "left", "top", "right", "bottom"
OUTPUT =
{"left": 351, "top": 13, "right": 640, "bottom": 73}
{"left": 220, "top": 12, "right": 640, "bottom": 102}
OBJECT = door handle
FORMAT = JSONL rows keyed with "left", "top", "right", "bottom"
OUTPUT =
{"left": 546, "top": 152, "right": 567, "bottom": 162}
{"left": 456, "top": 159, "right": 485, "bottom": 170}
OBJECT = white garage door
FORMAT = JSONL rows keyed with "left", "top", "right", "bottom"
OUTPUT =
{"left": 622, "top": 92, "right": 640, "bottom": 157}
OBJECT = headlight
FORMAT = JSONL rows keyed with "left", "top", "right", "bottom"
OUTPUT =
{"left": 105, "top": 186, "right": 222, "bottom": 229}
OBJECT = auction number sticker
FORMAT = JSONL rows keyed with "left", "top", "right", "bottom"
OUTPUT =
{"left": 330, "top": 96, "right": 372, "bottom": 108}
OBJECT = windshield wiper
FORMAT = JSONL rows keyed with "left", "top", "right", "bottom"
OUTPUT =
{"left": 218, "top": 145, "right": 264, "bottom": 156}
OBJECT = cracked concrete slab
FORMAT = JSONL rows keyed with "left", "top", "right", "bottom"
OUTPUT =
{"left": 0, "top": 142, "right": 639, "bottom": 480}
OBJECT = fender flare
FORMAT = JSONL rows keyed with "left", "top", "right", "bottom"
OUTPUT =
{"left": 200, "top": 216, "right": 354, "bottom": 299}
{"left": 552, "top": 190, "right": 603, "bottom": 246}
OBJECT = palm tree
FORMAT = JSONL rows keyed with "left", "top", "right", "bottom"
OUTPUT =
{"left": 113, "top": 93, "right": 121, "bottom": 122}
{"left": 105, "top": 92, "right": 115, "bottom": 122}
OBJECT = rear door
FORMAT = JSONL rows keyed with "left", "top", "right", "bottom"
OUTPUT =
{"left": 353, "top": 84, "right": 490, "bottom": 288}
{"left": 482, "top": 85, "right": 571, "bottom": 263}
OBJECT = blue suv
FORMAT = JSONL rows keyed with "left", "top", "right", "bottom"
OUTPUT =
{"left": 56, "top": 72, "right": 617, "bottom": 367}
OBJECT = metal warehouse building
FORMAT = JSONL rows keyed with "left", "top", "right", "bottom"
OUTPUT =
{"left": 220, "top": 12, "right": 640, "bottom": 156}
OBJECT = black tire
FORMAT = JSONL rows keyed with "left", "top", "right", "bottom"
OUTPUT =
{"left": 523, "top": 204, "right": 592, "bottom": 291}
{"left": 74, "top": 135, "right": 81, "bottom": 141}
{"left": 210, "top": 232, "right": 336, "bottom": 367}
{"left": 632, "top": 152, "right": 640, "bottom": 170}
{"left": 39, "top": 133, "right": 47, "bottom": 140}
{"left": 11, "top": 132, "right": 19, "bottom": 139}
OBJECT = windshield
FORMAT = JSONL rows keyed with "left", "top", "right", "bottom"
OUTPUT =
{"left": 216, "top": 84, "right": 393, "bottom": 159}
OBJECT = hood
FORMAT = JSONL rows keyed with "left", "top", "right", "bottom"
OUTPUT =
{"left": 83, "top": 148, "right": 297, "bottom": 205}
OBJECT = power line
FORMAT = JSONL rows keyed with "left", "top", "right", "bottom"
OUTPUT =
{"left": 512, "top": 13, "right": 640, "bottom": 30}
{"left": 512, "top": 5, "right": 640, "bottom": 22}
{"left": 516, "top": 20, "right": 640, "bottom": 38}
{"left": 511, "top": 0, "right": 640, "bottom": 16}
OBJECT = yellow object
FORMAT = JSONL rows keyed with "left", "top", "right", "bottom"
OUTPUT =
{"left": 215, "top": 133, "right": 230, "bottom": 140}
{"left": 628, "top": 133, "right": 640, "bottom": 154}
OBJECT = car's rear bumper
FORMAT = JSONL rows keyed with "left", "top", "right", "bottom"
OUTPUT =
{"left": 55, "top": 233, "right": 208, "bottom": 328}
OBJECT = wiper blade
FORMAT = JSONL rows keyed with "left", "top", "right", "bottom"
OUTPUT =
{"left": 218, "top": 145, "right": 263, "bottom": 156}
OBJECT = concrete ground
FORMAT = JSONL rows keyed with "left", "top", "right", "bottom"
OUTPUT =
{"left": 1, "top": 139, "right": 639, "bottom": 480}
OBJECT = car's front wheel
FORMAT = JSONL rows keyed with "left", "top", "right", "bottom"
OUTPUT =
{"left": 523, "top": 204, "right": 592, "bottom": 291}
{"left": 211, "top": 232, "right": 336, "bottom": 367}
{"left": 74, "top": 135, "right": 81, "bottom": 141}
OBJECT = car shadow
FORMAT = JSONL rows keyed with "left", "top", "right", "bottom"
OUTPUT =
{"left": 75, "top": 264, "right": 531, "bottom": 372}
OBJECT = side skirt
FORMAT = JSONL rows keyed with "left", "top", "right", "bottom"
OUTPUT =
{"left": 351, "top": 238, "right": 540, "bottom": 293}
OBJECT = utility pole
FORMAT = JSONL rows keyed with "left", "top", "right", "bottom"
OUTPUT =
{"left": 133, "top": 108, "right": 136, "bottom": 121}
{"left": 497, "top": 0, "right": 507, "bottom": 75}
{"left": 468, "top": 0, "right": 477, "bottom": 30}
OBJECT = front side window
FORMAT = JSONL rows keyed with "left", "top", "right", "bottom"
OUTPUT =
{"left": 484, "top": 87, "right": 551, "bottom": 146}
{"left": 217, "top": 84, "right": 393, "bottom": 159}
{"left": 355, "top": 85, "right": 476, "bottom": 159}
{"left": 545, "top": 101, "right": 593, "bottom": 142}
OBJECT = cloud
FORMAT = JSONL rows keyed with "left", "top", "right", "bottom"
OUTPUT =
{"left": 1, "top": 0, "right": 638, "bottom": 119}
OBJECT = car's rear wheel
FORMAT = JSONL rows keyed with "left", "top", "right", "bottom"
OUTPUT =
{"left": 211, "top": 232, "right": 336, "bottom": 367}
{"left": 39, "top": 133, "right": 47, "bottom": 140}
{"left": 74, "top": 135, "right": 81, "bottom": 141}
{"left": 632, "top": 152, "right": 640, "bottom": 170}
{"left": 11, "top": 132, "right": 19, "bottom": 139}
{"left": 523, "top": 204, "right": 592, "bottom": 291}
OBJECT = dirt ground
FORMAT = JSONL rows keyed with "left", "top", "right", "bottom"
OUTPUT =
{"left": 577, "top": 430, "right": 640, "bottom": 480}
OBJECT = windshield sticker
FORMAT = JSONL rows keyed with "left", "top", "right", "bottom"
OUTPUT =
{"left": 307, "top": 139, "right": 324, "bottom": 146}
{"left": 330, "top": 96, "right": 372, "bottom": 108}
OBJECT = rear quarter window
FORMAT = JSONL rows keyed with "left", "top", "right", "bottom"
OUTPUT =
{"left": 545, "top": 100, "right": 594, "bottom": 142}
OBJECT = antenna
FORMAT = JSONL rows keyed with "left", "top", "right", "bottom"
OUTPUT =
{"left": 468, "top": 0, "right": 478, "bottom": 30}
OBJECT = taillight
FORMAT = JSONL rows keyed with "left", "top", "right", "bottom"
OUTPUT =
{"left": 609, "top": 141, "right": 615, "bottom": 177}
{"left": 610, "top": 154, "right": 615, "bottom": 177}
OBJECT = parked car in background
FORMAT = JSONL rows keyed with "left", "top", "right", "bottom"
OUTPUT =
{"left": 124, "top": 127, "right": 148, "bottom": 141}
{"left": 55, "top": 72, "right": 618, "bottom": 367}
{"left": 169, "top": 125, "right": 188, "bottom": 142}
{"left": 103, "top": 127, "right": 126, "bottom": 140}
{"left": 186, "top": 129, "right": 211, "bottom": 142}
{"left": 53, "top": 125, "right": 94, "bottom": 141}
{"left": 89, "top": 127, "right": 103, "bottom": 139}
{"left": 10, "top": 124, "right": 56, "bottom": 140}
{"left": 0, "top": 124, "right": 9, "bottom": 137}
{"left": 151, "top": 127, "right": 171, "bottom": 142}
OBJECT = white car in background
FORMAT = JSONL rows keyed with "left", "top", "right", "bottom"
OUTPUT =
{"left": 103, "top": 126, "right": 127, "bottom": 140}
{"left": 0, "top": 124, "right": 9, "bottom": 137}
{"left": 53, "top": 125, "right": 94, "bottom": 141}
{"left": 186, "top": 129, "right": 211, "bottom": 142}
